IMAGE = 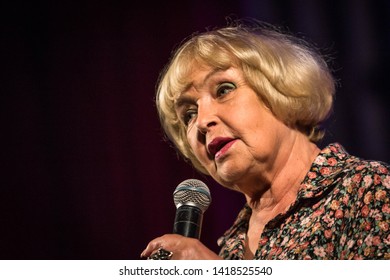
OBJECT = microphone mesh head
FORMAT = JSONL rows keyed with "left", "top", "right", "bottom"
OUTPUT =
{"left": 173, "top": 179, "right": 211, "bottom": 212}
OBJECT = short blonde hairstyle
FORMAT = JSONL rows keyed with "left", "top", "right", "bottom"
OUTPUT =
{"left": 156, "top": 21, "right": 335, "bottom": 174}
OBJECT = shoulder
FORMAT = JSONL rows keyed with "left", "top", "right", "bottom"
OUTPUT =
{"left": 331, "top": 155, "right": 389, "bottom": 259}
{"left": 335, "top": 156, "right": 390, "bottom": 232}
{"left": 322, "top": 145, "right": 390, "bottom": 220}
{"left": 339, "top": 156, "right": 389, "bottom": 192}
{"left": 309, "top": 143, "right": 389, "bottom": 195}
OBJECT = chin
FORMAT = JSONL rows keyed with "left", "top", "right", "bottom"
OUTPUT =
{"left": 213, "top": 176, "right": 237, "bottom": 191}
{"left": 215, "top": 168, "right": 244, "bottom": 187}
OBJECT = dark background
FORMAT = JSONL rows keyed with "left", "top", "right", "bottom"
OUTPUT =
{"left": 1, "top": 0, "right": 389, "bottom": 259}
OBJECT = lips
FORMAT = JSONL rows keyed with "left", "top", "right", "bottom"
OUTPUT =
{"left": 208, "top": 137, "right": 236, "bottom": 158}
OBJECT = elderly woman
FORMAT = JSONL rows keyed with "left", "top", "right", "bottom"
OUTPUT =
{"left": 141, "top": 21, "right": 390, "bottom": 260}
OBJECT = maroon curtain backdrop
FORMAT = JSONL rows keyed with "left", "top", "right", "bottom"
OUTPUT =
{"left": 1, "top": 0, "right": 389, "bottom": 259}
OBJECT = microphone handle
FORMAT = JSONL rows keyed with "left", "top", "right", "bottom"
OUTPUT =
{"left": 173, "top": 205, "right": 203, "bottom": 239}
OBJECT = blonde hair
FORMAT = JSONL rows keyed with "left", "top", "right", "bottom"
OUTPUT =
{"left": 156, "top": 21, "right": 335, "bottom": 174}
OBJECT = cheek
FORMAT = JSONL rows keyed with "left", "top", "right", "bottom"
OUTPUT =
{"left": 186, "top": 129, "right": 201, "bottom": 156}
{"left": 186, "top": 130, "right": 209, "bottom": 163}
{"left": 186, "top": 126, "right": 196, "bottom": 149}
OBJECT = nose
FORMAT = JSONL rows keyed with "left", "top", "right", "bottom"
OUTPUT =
{"left": 195, "top": 100, "right": 217, "bottom": 135}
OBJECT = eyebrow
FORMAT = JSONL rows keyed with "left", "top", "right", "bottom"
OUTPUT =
{"left": 174, "top": 68, "right": 224, "bottom": 108}
{"left": 175, "top": 95, "right": 194, "bottom": 109}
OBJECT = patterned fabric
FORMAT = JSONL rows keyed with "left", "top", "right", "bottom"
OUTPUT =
{"left": 217, "top": 143, "right": 390, "bottom": 259}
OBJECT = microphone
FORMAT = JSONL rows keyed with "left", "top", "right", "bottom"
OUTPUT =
{"left": 172, "top": 179, "right": 211, "bottom": 239}
{"left": 146, "top": 179, "right": 211, "bottom": 260}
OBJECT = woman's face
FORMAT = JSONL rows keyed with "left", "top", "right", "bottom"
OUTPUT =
{"left": 175, "top": 65, "right": 294, "bottom": 190}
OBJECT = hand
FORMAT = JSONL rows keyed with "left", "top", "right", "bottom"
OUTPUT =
{"left": 141, "top": 234, "right": 222, "bottom": 260}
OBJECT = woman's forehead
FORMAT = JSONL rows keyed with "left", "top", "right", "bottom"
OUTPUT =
{"left": 173, "top": 62, "right": 212, "bottom": 94}
{"left": 174, "top": 66, "right": 244, "bottom": 104}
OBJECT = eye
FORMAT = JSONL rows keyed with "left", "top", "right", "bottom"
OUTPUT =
{"left": 217, "top": 82, "right": 236, "bottom": 97}
{"left": 183, "top": 108, "right": 197, "bottom": 126}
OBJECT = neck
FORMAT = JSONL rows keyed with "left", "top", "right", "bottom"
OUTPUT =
{"left": 245, "top": 133, "right": 320, "bottom": 212}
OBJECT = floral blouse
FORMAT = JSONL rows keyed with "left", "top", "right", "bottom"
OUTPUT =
{"left": 217, "top": 143, "right": 390, "bottom": 259}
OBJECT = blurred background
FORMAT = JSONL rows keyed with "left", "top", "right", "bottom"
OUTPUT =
{"left": 1, "top": 0, "right": 389, "bottom": 259}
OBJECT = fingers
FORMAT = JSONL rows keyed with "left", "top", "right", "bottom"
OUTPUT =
{"left": 140, "top": 234, "right": 174, "bottom": 259}
{"left": 140, "top": 238, "right": 162, "bottom": 258}
{"left": 141, "top": 234, "right": 222, "bottom": 260}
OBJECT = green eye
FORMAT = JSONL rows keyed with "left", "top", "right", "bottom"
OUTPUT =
{"left": 217, "top": 82, "right": 236, "bottom": 97}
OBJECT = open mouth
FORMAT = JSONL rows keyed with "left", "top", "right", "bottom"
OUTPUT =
{"left": 208, "top": 137, "right": 236, "bottom": 158}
